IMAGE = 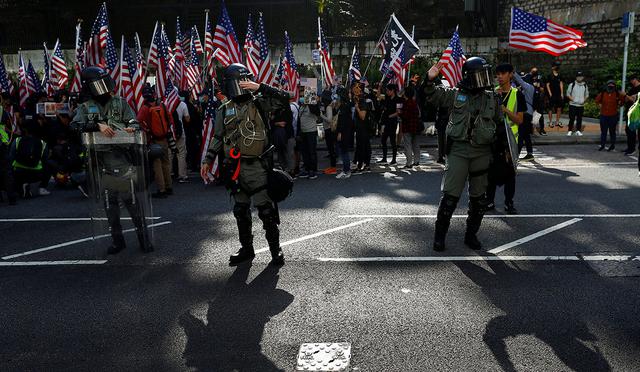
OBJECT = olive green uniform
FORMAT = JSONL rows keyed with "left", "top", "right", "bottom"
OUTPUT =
{"left": 424, "top": 84, "right": 500, "bottom": 198}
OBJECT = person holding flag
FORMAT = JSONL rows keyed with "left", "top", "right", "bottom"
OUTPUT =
{"left": 421, "top": 55, "right": 502, "bottom": 253}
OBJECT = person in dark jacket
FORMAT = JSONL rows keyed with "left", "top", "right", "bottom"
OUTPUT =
{"left": 335, "top": 87, "right": 353, "bottom": 179}
{"left": 400, "top": 85, "right": 422, "bottom": 168}
{"left": 352, "top": 82, "right": 372, "bottom": 172}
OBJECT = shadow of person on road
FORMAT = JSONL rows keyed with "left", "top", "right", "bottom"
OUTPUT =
{"left": 454, "top": 259, "right": 611, "bottom": 372}
{"left": 179, "top": 264, "right": 294, "bottom": 372}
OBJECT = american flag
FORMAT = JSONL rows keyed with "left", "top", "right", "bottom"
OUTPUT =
{"left": 27, "top": 60, "right": 42, "bottom": 95}
{"left": 119, "top": 36, "right": 136, "bottom": 110}
{"left": 185, "top": 27, "right": 203, "bottom": 99}
{"left": 147, "top": 22, "right": 160, "bottom": 70}
{"left": 203, "top": 10, "right": 216, "bottom": 82}
{"left": 191, "top": 25, "right": 203, "bottom": 55}
{"left": 438, "top": 27, "right": 467, "bottom": 88}
{"left": 86, "top": 3, "right": 109, "bottom": 67}
{"left": 390, "top": 44, "right": 406, "bottom": 87}
{"left": 255, "top": 13, "right": 274, "bottom": 85}
{"left": 244, "top": 13, "right": 260, "bottom": 78}
{"left": 275, "top": 54, "right": 286, "bottom": 87}
{"left": 132, "top": 33, "right": 146, "bottom": 111}
{"left": 317, "top": 18, "right": 336, "bottom": 88}
{"left": 163, "top": 79, "right": 180, "bottom": 116}
{"left": 509, "top": 7, "right": 587, "bottom": 56}
{"left": 213, "top": 1, "right": 242, "bottom": 67}
{"left": 70, "top": 21, "right": 84, "bottom": 93}
{"left": 348, "top": 45, "right": 362, "bottom": 84}
{"left": 18, "top": 53, "right": 29, "bottom": 108}
{"left": 282, "top": 31, "right": 299, "bottom": 101}
{"left": 154, "top": 24, "right": 169, "bottom": 103}
{"left": 0, "top": 52, "right": 14, "bottom": 94}
{"left": 51, "top": 40, "right": 69, "bottom": 90}
{"left": 173, "top": 17, "right": 186, "bottom": 90}
{"left": 42, "top": 43, "right": 55, "bottom": 96}
{"left": 104, "top": 31, "right": 120, "bottom": 93}
{"left": 200, "top": 91, "right": 219, "bottom": 173}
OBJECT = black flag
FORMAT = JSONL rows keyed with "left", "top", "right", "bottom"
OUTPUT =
{"left": 379, "top": 14, "right": 419, "bottom": 67}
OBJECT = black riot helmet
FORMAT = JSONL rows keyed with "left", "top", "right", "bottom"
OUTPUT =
{"left": 223, "top": 63, "right": 255, "bottom": 101}
{"left": 459, "top": 57, "right": 493, "bottom": 92}
{"left": 81, "top": 66, "right": 115, "bottom": 99}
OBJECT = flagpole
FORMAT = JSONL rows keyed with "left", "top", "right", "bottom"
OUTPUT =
{"left": 119, "top": 35, "right": 124, "bottom": 97}
{"left": 362, "top": 14, "right": 392, "bottom": 79}
{"left": 407, "top": 25, "right": 415, "bottom": 87}
{"left": 202, "top": 10, "right": 210, "bottom": 86}
{"left": 144, "top": 21, "right": 158, "bottom": 84}
{"left": 317, "top": 17, "right": 325, "bottom": 89}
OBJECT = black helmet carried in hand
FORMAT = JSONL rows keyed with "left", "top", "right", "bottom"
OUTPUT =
{"left": 460, "top": 57, "right": 493, "bottom": 91}
{"left": 81, "top": 66, "right": 115, "bottom": 98}
{"left": 223, "top": 63, "right": 255, "bottom": 101}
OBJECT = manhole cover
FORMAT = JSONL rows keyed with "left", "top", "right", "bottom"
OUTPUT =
{"left": 296, "top": 342, "right": 351, "bottom": 371}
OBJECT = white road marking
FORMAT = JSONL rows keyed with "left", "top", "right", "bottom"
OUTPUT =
{"left": 338, "top": 214, "right": 640, "bottom": 219}
{"left": 630, "top": 156, "right": 638, "bottom": 161}
{"left": 1, "top": 221, "right": 173, "bottom": 260}
{"left": 487, "top": 218, "right": 583, "bottom": 254}
{"left": 401, "top": 288, "right": 411, "bottom": 293}
{"left": 0, "top": 217, "right": 161, "bottom": 223}
{"left": 255, "top": 219, "right": 373, "bottom": 254}
{"left": 0, "top": 260, "right": 107, "bottom": 266}
{"left": 317, "top": 255, "right": 638, "bottom": 262}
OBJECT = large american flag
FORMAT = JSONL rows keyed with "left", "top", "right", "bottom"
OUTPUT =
{"left": 119, "top": 36, "right": 136, "bottom": 110}
{"left": 51, "top": 39, "right": 69, "bottom": 91}
{"left": 317, "top": 18, "right": 335, "bottom": 88}
{"left": 255, "top": 13, "right": 274, "bottom": 85}
{"left": 282, "top": 31, "right": 299, "bottom": 101}
{"left": 18, "top": 53, "right": 29, "bottom": 108}
{"left": 70, "top": 21, "right": 84, "bottom": 93}
{"left": 438, "top": 27, "right": 466, "bottom": 88}
{"left": 86, "top": 3, "right": 109, "bottom": 67}
{"left": 348, "top": 46, "right": 362, "bottom": 85}
{"left": 244, "top": 13, "right": 259, "bottom": 78}
{"left": 203, "top": 10, "right": 216, "bottom": 82}
{"left": 213, "top": 1, "right": 242, "bottom": 67}
{"left": 509, "top": 7, "right": 587, "bottom": 56}
{"left": 0, "top": 52, "right": 14, "bottom": 95}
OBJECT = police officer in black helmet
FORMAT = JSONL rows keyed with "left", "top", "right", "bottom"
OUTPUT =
{"left": 71, "top": 66, "right": 153, "bottom": 255}
{"left": 201, "top": 63, "right": 291, "bottom": 266}
{"left": 422, "top": 57, "right": 502, "bottom": 252}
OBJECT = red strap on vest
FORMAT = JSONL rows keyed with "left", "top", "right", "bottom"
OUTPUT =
{"left": 229, "top": 148, "right": 241, "bottom": 181}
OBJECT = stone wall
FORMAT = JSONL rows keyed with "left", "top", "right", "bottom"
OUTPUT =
{"left": 497, "top": 0, "right": 640, "bottom": 76}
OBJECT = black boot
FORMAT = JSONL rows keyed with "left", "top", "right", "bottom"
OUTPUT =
{"left": 106, "top": 196, "right": 125, "bottom": 255}
{"left": 433, "top": 194, "right": 459, "bottom": 252}
{"left": 259, "top": 204, "right": 284, "bottom": 266}
{"left": 464, "top": 196, "right": 486, "bottom": 250}
{"left": 125, "top": 200, "right": 154, "bottom": 253}
{"left": 229, "top": 203, "right": 255, "bottom": 266}
{"left": 108, "top": 234, "right": 126, "bottom": 255}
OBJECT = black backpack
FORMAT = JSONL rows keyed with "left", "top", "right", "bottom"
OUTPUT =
{"left": 15, "top": 137, "right": 43, "bottom": 168}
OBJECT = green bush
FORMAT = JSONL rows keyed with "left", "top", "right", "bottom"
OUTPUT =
{"left": 583, "top": 99, "right": 600, "bottom": 119}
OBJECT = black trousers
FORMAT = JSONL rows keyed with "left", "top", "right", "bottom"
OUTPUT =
{"left": 105, "top": 190, "right": 148, "bottom": 245}
{"left": 518, "top": 113, "right": 533, "bottom": 155}
{"left": 324, "top": 129, "right": 337, "bottom": 167}
{"left": 381, "top": 121, "right": 398, "bottom": 161}
{"left": 354, "top": 128, "right": 371, "bottom": 167}
{"left": 487, "top": 170, "right": 516, "bottom": 206}
{"left": 0, "top": 146, "right": 15, "bottom": 199}
{"left": 13, "top": 167, "right": 49, "bottom": 189}
{"left": 568, "top": 105, "right": 584, "bottom": 132}
{"left": 437, "top": 125, "right": 447, "bottom": 160}
{"left": 301, "top": 132, "right": 318, "bottom": 172}
{"left": 625, "top": 125, "right": 639, "bottom": 152}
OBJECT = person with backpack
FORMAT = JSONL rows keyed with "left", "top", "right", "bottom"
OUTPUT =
{"left": 566, "top": 72, "right": 589, "bottom": 136}
{"left": 171, "top": 91, "right": 190, "bottom": 183}
{"left": 9, "top": 118, "right": 49, "bottom": 198}
{"left": 137, "top": 87, "right": 174, "bottom": 198}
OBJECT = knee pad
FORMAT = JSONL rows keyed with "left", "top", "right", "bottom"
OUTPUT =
{"left": 257, "top": 204, "right": 278, "bottom": 226}
{"left": 233, "top": 203, "right": 251, "bottom": 220}
{"left": 469, "top": 195, "right": 489, "bottom": 213}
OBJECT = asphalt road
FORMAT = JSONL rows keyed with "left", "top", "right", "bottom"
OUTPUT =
{"left": 1, "top": 144, "right": 639, "bottom": 371}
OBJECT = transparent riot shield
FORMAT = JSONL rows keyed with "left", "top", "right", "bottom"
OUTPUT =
{"left": 82, "top": 130, "right": 154, "bottom": 253}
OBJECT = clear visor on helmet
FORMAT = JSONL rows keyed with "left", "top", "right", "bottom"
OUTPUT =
{"left": 469, "top": 69, "right": 493, "bottom": 89}
{"left": 224, "top": 73, "right": 255, "bottom": 99}
{"left": 88, "top": 76, "right": 115, "bottom": 96}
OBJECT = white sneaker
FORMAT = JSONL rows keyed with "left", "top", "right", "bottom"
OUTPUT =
{"left": 38, "top": 188, "right": 51, "bottom": 196}
{"left": 576, "top": 131, "right": 583, "bottom": 136}
{"left": 336, "top": 172, "right": 345, "bottom": 179}
{"left": 343, "top": 172, "right": 351, "bottom": 179}
{"left": 567, "top": 131, "right": 572, "bottom": 136}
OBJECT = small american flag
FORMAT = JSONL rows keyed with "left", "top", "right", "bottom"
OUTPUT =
{"left": 200, "top": 90, "right": 218, "bottom": 169}
{"left": 163, "top": 79, "right": 180, "bottom": 115}
{"left": 348, "top": 46, "right": 362, "bottom": 84}
{"left": 27, "top": 60, "right": 42, "bottom": 95}
{"left": 204, "top": 11, "right": 216, "bottom": 82}
{"left": 509, "top": 7, "right": 587, "bottom": 56}
{"left": 390, "top": 44, "right": 406, "bottom": 87}
{"left": 185, "top": 27, "right": 203, "bottom": 99}
{"left": 283, "top": 31, "right": 299, "bottom": 101}
{"left": 147, "top": 22, "right": 160, "bottom": 70}
{"left": 0, "top": 52, "right": 14, "bottom": 95}
{"left": 119, "top": 36, "right": 136, "bottom": 110}
{"left": 438, "top": 27, "right": 467, "bottom": 88}
{"left": 154, "top": 24, "right": 169, "bottom": 102}
{"left": 213, "top": 1, "right": 242, "bottom": 67}
{"left": 275, "top": 54, "right": 286, "bottom": 88}
{"left": 18, "top": 53, "right": 29, "bottom": 108}
{"left": 70, "top": 21, "right": 84, "bottom": 94}
{"left": 42, "top": 44, "right": 54, "bottom": 97}
{"left": 317, "top": 18, "right": 336, "bottom": 88}
{"left": 104, "top": 31, "right": 120, "bottom": 93}
{"left": 173, "top": 17, "right": 186, "bottom": 90}
{"left": 255, "top": 13, "right": 274, "bottom": 85}
{"left": 191, "top": 26, "right": 203, "bottom": 55}
{"left": 51, "top": 40, "right": 69, "bottom": 90}
{"left": 132, "top": 33, "right": 146, "bottom": 111}
{"left": 244, "top": 13, "right": 260, "bottom": 79}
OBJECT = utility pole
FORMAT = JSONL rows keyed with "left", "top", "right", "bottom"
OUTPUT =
{"left": 619, "top": 11, "right": 635, "bottom": 132}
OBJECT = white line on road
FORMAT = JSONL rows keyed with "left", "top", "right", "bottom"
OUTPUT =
{"left": 0, "top": 260, "right": 108, "bottom": 266}
{"left": 1, "top": 221, "right": 173, "bottom": 260}
{"left": 255, "top": 219, "right": 374, "bottom": 254}
{"left": 487, "top": 218, "right": 583, "bottom": 254}
{"left": 317, "top": 255, "right": 638, "bottom": 263}
{"left": 339, "top": 214, "right": 640, "bottom": 219}
{"left": 0, "top": 217, "right": 161, "bottom": 223}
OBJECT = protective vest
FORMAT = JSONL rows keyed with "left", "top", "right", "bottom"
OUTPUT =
{"left": 12, "top": 137, "right": 46, "bottom": 170}
{"left": 222, "top": 100, "right": 267, "bottom": 158}
{"left": 0, "top": 125, "right": 9, "bottom": 145}
{"left": 501, "top": 87, "right": 519, "bottom": 140}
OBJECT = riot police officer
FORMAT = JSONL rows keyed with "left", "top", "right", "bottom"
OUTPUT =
{"left": 200, "top": 63, "right": 290, "bottom": 266}
{"left": 422, "top": 57, "right": 502, "bottom": 251}
{"left": 71, "top": 66, "right": 153, "bottom": 255}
